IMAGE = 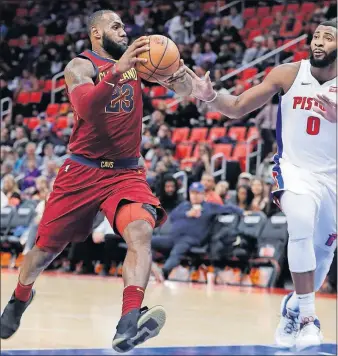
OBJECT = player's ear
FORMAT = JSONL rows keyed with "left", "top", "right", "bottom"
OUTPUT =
{"left": 91, "top": 26, "right": 102, "bottom": 40}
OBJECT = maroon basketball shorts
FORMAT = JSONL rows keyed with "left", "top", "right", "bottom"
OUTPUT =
{"left": 36, "top": 157, "right": 166, "bottom": 253}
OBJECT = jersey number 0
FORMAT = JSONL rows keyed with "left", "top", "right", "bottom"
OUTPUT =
{"left": 306, "top": 116, "right": 320, "bottom": 136}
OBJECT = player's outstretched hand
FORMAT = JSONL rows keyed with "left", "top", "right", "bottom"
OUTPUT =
{"left": 116, "top": 36, "right": 150, "bottom": 73}
{"left": 314, "top": 93, "right": 337, "bottom": 123}
{"left": 185, "top": 66, "right": 215, "bottom": 102}
{"left": 158, "top": 60, "right": 193, "bottom": 96}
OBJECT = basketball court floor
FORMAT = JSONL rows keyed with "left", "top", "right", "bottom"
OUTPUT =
{"left": 1, "top": 270, "right": 337, "bottom": 355}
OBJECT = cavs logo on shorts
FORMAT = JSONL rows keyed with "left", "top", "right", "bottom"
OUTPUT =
{"left": 100, "top": 160, "right": 114, "bottom": 169}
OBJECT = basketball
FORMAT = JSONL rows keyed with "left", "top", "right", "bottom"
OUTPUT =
{"left": 135, "top": 35, "right": 180, "bottom": 83}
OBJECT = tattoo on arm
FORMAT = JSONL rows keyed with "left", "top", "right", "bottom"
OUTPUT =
{"left": 64, "top": 58, "right": 96, "bottom": 93}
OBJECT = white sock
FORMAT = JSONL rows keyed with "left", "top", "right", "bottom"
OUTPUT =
{"left": 298, "top": 292, "right": 316, "bottom": 323}
{"left": 286, "top": 292, "right": 299, "bottom": 312}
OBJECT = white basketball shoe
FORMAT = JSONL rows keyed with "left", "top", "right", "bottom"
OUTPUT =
{"left": 275, "top": 292, "right": 300, "bottom": 348}
{"left": 296, "top": 318, "right": 323, "bottom": 349}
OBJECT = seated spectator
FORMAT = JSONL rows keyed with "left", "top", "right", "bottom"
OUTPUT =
{"left": 15, "top": 142, "right": 42, "bottom": 174}
{"left": 234, "top": 185, "right": 254, "bottom": 211}
{"left": 158, "top": 176, "right": 183, "bottom": 213}
{"left": 15, "top": 70, "right": 39, "bottom": 96}
{"left": 168, "top": 97, "right": 200, "bottom": 128}
{"left": 191, "top": 43, "right": 203, "bottom": 66}
{"left": 2, "top": 174, "right": 21, "bottom": 207}
{"left": 31, "top": 175, "right": 49, "bottom": 201}
{"left": 242, "top": 36, "right": 267, "bottom": 65}
{"left": 237, "top": 172, "right": 253, "bottom": 187}
{"left": 1, "top": 127, "right": 11, "bottom": 147}
{"left": 215, "top": 181, "right": 230, "bottom": 202}
{"left": 199, "top": 42, "right": 217, "bottom": 68}
{"left": 152, "top": 182, "right": 243, "bottom": 280}
{"left": 12, "top": 127, "right": 29, "bottom": 152}
{"left": 191, "top": 143, "right": 213, "bottom": 181}
{"left": 228, "top": 7, "right": 243, "bottom": 30}
{"left": 66, "top": 14, "right": 82, "bottom": 35}
{"left": 21, "top": 158, "right": 41, "bottom": 192}
{"left": 41, "top": 143, "right": 60, "bottom": 174}
{"left": 280, "top": 11, "right": 302, "bottom": 39}
{"left": 149, "top": 110, "right": 166, "bottom": 136}
{"left": 269, "top": 12, "right": 283, "bottom": 38}
{"left": 250, "top": 178, "right": 269, "bottom": 212}
{"left": 161, "top": 150, "right": 179, "bottom": 175}
{"left": 155, "top": 124, "right": 175, "bottom": 151}
{"left": 43, "top": 160, "right": 58, "bottom": 185}
{"left": 201, "top": 173, "right": 223, "bottom": 205}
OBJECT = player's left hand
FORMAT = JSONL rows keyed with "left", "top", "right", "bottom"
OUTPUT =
{"left": 313, "top": 93, "right": 337, "bottom": 123}
{"left": 157, "top": 60, "right": 193, "bottom": 96}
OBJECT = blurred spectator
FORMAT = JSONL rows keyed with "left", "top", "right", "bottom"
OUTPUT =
{"left": 191, "top": 143, "right": 212, "bottom": 181}
{"left": 215, "top": 181, "right": 230, "bottom": 202}
{"left": 41, "top": 143, "right": 59, "bottom": 174}
{"left": 134, "top": 5, "right": 147, "bottom": 28}
{"left": 220, "top": 17, "right": 242, "bottom": 45}
{"left": 66, "top": 15, "right": 82, "bottom": 35}
{"left": 242, "top": 36, "right": 267, "bottom": 65}
{"left": 1, "top": 190, "right": 9, "bottom": 208}
{"left": 256, "top": 94, "right": 278, "bottom": 159}
{"left": 200, "top": 42, "right": 217, "bottom": 67}
{"left": 228, "top": 7, "right": 243, "bottom": 30}
{"left": 250, "top": 178, "right": 269, "bottom": 212}
{"left": 200, "top": 173, "right": 223, "bottom": 205}
{"left": 31, "top": 175, "right": 49, "bottom": 201}
{"left": 168, "top": 97, "right": 200, "bottom": 128}
{"left": 21, "top": 158, "right": 41, "bottom": 191}
{"left": 15, "top": 142, "right": 42, "bottom": 174}
{"left": 234, "top": 185, "right": 254, "bottom": 211}
{"left": 191, "top": 43, "right": 203, "bottom": 66}
{"left": 43, "top": 160, "right": 58, "bottom": 184}
{"left": 149, "top": 110, "right": 166, "bottom": 136}
{"left": 237, "top": 172, "right": 253, "bottom": 187}
{"left": 15, "top": 70, "right": 39, "bottom": 96}
{"left": 152, "top": 182, "right": 243, "bottom": 280}
{"left": 158, "top": 176, "right": 183, "bottom": 213}
{"left": 269, "top": 12, "right": 284, "bottom": 38}
{"left": 12, "top": 127, "right": 29, "bottom": 152}
{"left": 161, "top": 150, "right": 179, "bottom": 175}
{"left": 280, "top": 11, "right": 302, "bottom": 39}
{"left": 155, "top": 124, "right": 175, "bottom": 150}
{"left": 2, "top": 174, "right": 21, "bottom": 206}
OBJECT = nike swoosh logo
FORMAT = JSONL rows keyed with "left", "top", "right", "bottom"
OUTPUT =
{"left": 136, "top": 288, "right": 144, "bottom": 294}
{"left": 301, "top": 82, "right": 311, "bottom": 85}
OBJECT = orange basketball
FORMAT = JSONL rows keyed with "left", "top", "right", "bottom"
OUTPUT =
{"left": 135, "top": 35, "right": 180, "bottom": 83}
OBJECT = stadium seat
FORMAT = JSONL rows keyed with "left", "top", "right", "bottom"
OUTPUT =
{"left": 283, "top": 39, "right": 298, "bottom": 53}
{"left": 245, "top": 18, "right": 259, "bottom": 29}
{"left": 26, "top": 117, "right": 40, "bottom": 130}
{"left": 189, "top": 128, "right": 208, "bottom": 143}
{"left": 46, "top": 103, "right": 60, "bottom": 116}
{"left": 172, "top": 128, "right": 190, "bottom": 143}
{"left": 16, "top": 8, "right": 28, "bottom": 16}
{"left": 0, "top": 207, "right": 15, "bottom": 235}
{"left": 286, "top": 3, "right": 299, "bottom": 12}
{"left": 237, "top": 212, "right": 267, "bottom": 239}
{"left": 228, "top": 127, "right": 247, "bottom": 141}
{"left": 241, "top": 68, "right": 258, "bottom": 80}
{"left": 44, "top": 80, "right": 53, "bottom": 92}
{"left": 16, "top": 92, "right": 30, "bottom": 105}
{"left": 293, "top": 51, "right": 309, "bottom": 62}
{"left": 55, "top": 35, "right": 66, "bottom": 44}
{"left": 248, "top": 29, "right": 262, "bottom": 41}
{"left": 59, "top": 103, "right": 71, "bottom": 114}
{"left": 271, "top": 4, "right": 284, "bottom": 15}
{"left": 213, "top": 144, "right": 233, "bottom": 159}
{"left": 150, "top": 86, "right": 167, "bottom": 97}
{"left": 56, "top": 78, "right": 66, "bottom": 88}
{"left": 243, "top": 7, "right": 256, "bottom": 19}
{"left": 56, "top": 116, "right": 68, "bottom": 130}
{"left": 206, "top": 111, "right": 222, "bottom": 120}
{"left": 30, "top": 91, "right": 42, "bottom": 104}
{"left": 8, "top": 39, "right": 20, "bottom": 47}
{"left": 257, "top": 7, "right": 270, "bottom": 17}
{"left": 208, "top": 127, "right": 226, "bottom": 142}
{"left": 174, "top": 143, "right": 193, "bottom": 160}
{"left": 261, "top": 16, "right": 274, "bottom": 29}
{"left": 38, "top": 26, "right": 46, "bottom": 36}
{"left": 165, "top": 98, "right": 178, "bottom": 112}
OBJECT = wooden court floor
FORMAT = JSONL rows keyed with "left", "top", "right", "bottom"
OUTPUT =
{"left": 1, "top": 270, "right": 337, "bottom": 351}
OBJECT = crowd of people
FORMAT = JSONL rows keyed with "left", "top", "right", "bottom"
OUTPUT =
{"left": 1, "top": 0, "right": 337, "bottom": 292}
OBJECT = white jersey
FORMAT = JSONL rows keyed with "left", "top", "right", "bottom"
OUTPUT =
{"left": 276, "top": 59, "right": 336, "bottom": 176}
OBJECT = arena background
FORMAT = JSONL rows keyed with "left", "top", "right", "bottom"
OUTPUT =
{"left": 0, "top": 0, "right": 337, "bottom": 355}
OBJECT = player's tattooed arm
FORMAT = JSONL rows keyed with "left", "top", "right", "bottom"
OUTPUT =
{"left": 64, "top": 58, "right": 96, "bottom": 93}
{"left": 156, "top": 60, "right": 193, "bottom": 96}
{"left": 185, "top": 64, "right": 296, "bottom": 119}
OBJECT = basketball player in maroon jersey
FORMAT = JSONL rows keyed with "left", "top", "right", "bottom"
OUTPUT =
{"left": 1, "top": 10, "right": 191, "bottom": 352}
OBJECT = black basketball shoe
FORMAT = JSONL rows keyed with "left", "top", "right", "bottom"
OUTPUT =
{"left": 112, "top": 305, "right": 166, "bottom": 353}
{"left": 0, "top": 290, "right": 36, "bottom": 339}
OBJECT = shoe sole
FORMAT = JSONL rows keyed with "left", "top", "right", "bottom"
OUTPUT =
{"left": 1, "top": 290, "right": 36, "bottom": 340}
{"left": 112, "top": 305, "right": 166, "bottom": 353}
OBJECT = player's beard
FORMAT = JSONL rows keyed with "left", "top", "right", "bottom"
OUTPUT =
{"left": 309, "top": 49, "right": 337, "bottom": 68}
{"left": 102, "top": 33, "right": 128, "bottom": 60}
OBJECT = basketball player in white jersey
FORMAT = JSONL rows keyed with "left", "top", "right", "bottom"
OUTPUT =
{"left": 171, "top": 20, "right": 337, "bottom": 348}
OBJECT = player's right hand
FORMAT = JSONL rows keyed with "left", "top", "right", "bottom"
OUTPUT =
{"left": 115, "top": 36, "right": 150, "bottom": 73}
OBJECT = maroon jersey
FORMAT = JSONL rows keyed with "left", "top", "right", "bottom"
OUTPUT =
{"left": 67, "top": 50, "right": 143, "bottom": 160}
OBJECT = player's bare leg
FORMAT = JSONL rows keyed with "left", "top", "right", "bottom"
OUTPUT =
{"left": 0, "top": 246, "right": 61, "bottom": 339}
{"left": 112, "top": 203, "right": 166, "bottom": 353}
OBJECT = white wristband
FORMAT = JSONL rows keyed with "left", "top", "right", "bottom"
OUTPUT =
{"left": 204, "top": 91, "right": 217, "bottom": 103}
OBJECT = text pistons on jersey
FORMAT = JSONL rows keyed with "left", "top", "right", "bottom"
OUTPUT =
{"left": 293, "top": 96, "right": 325, "bottom": 111}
